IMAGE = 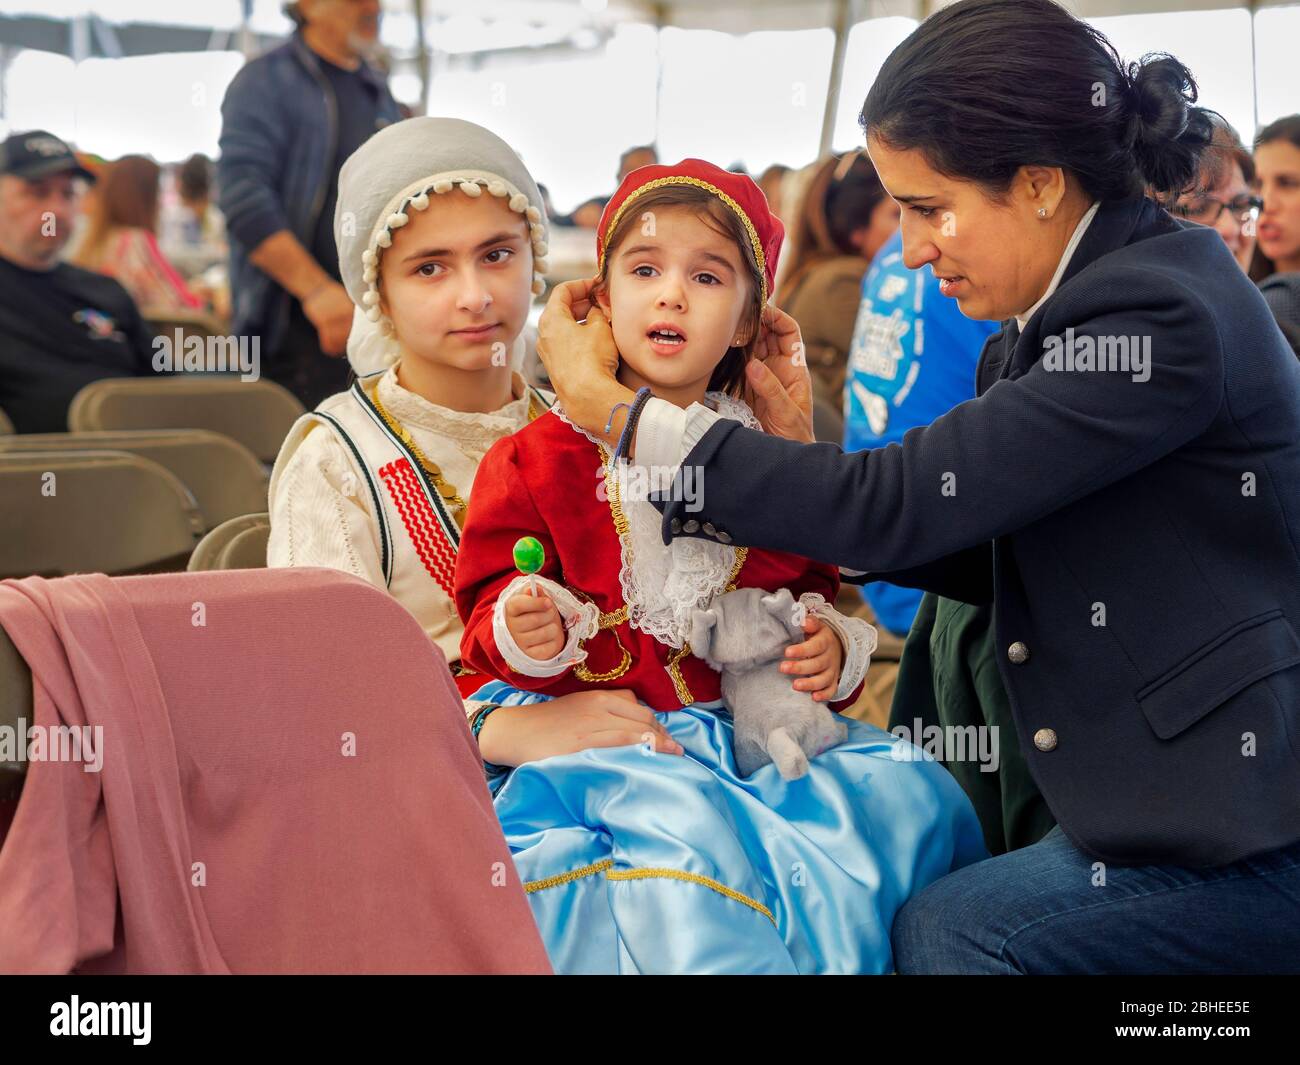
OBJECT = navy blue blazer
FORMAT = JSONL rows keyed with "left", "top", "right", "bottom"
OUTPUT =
{"left": 655, "top": 195, "right": 1300, "bottom": 867}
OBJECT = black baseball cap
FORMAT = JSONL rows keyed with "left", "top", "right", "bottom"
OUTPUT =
{"left": 0, "top": 130, "right": 97, "bottom": 182}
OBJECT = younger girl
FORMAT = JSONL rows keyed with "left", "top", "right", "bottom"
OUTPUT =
{"left": 454, "top": 159, "right": 986, "bottom": 974}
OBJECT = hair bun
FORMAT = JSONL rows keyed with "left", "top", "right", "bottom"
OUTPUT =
{"left": 1122, "top": 53, "right": 1212, "bottom": 196}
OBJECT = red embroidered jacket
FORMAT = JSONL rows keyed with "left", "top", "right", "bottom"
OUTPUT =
{"left": 455, "top": 410, "right": 863, "bottom": 712}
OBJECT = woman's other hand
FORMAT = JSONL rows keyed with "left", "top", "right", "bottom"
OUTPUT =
{"left": 746, "top": 305, "right": 815, "bottom": 444}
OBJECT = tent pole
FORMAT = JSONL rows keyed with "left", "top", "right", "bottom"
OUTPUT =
{"left": 414, "top": 0, "right": 431, "bottom": 115}
{"left": 819, "top": 0, "right": 853, "bottom": 157}
{"left": 1248, "top": 0, "right": 1260, "bottom": 134}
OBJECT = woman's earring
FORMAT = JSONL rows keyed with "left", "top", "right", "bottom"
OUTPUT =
{"left": 1037, "top": 207, "right": 1048, "bottom": 219}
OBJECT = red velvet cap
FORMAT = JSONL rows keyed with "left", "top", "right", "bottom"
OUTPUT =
{"left": 596, "top": 158, "right": 785, "bottom": 304}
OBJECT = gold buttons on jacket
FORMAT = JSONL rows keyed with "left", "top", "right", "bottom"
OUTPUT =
{"left": 1007, "top": 641, "right": 1030, "bottom": 664}
{"left": 683, "top": 519, "right": 700, "bottom": 533}
{"left": 1033, "top": 728, "right": 1058, "bottom": 752}
{"left": 670, "top": 517, "right": 682, "bottom": 534}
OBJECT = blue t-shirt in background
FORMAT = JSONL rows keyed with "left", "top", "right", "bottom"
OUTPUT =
{"left": 842, "top": 229, "right": 998, "bottom": 636}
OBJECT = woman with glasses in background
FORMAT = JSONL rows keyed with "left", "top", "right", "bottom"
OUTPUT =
{"left": 1173, "top": 116, "right": 1296, "bottom": 357}
{"left": 1171, "top": 118, "right": 1261, "bottom": 273}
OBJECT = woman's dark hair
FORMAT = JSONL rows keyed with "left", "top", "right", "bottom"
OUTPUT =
{"left": 860, "top": 0, "right": 1216, "bottom": 203}
{"left": 593, "top": 184, "right": 764, "bottom": 399}
{"left": 1248, "top": 114, "right": 1300, "bottom": 282}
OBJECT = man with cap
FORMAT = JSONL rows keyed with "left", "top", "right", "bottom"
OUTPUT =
{"left": 0, "top": 130, "right": 156, "bottom": 434}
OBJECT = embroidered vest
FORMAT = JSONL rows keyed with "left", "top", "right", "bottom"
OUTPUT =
{"left": 279, "top": 374, "right": 552, "bottom": 666}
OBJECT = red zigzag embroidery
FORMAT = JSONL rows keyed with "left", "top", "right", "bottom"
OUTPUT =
{"left": 378, "top": 457, "right": 458, "bottom": 595}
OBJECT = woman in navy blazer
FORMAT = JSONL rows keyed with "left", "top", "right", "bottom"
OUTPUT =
{"left": 535, "top": 0, "right": 1300, "bottom": 974}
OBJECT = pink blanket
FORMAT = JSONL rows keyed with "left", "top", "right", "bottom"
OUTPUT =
{"left": 0, "top": 568, "right": 550, "bottom": 974}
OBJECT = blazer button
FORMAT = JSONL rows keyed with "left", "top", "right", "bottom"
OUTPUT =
{"left": 683, "top": 519, "right": 700, "bottom": 534}
{"left": 717, "top": 530, "right": 733, "bottom": 544}
{"left": 702, "top": 522, "right": 717, "bottom": 537}
{"left": 1033, "top": 728, "right": 1058, "bottom": 752}
{"left": 670, "top": 517, "right": 682, "bottom": 534}
{"left": 1007, "top": 641, "right": 1030, "bottom": 664}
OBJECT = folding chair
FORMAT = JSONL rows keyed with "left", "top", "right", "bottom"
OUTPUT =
{"left": 187, "top": 512, "right": 271, "bottom": 572}
{"left": 0, "top": 450, "right": 203, "bottom": 579}
{"left": 0, "top": 429, "right": 268, "bottom": 532}
{"left": 68, "top": 377, "right": 305, "bottom": 464}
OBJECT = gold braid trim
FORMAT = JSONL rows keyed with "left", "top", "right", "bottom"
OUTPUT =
{"left": 570, "top": 585, "right": 632, "bottom": 683}
{"left": 370, "top": 388, "right": 546, "bottom": 529}
{"left": 666, "top": 643, "right": 695, "bottom": 706}
{"left": 523, "top": 858, "right": 614, "bottom": 893}
{"left": 599, "top": 175, "right": 770, "bottom": 305}
{"left": 607, "top": 867, "right": 776, "bottom": 925}
{"left": 523, "top": 859, "right": 776, "bottom": 926}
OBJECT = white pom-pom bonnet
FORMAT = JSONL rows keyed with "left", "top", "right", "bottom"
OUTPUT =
{"left": 334, "top": 116, "right": 549, "bottom": 374}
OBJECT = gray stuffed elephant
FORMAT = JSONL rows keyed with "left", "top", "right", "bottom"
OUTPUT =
{"left": 689, "top": 587, "right": 848, "bottom": 780}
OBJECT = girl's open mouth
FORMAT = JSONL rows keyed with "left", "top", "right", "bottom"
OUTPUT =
{"left": 647, "top": 324, "right": 688, "bottom": 354}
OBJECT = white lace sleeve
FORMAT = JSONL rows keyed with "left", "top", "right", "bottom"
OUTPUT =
{"left": 492, "top": 574, "right": 600, "bottom": 677}
{"left": 796, "top": 592, "right": 878, "bottom": 703}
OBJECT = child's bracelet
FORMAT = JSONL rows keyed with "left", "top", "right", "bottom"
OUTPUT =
{"left": 470, "top": 702, "right": 499, "bottom": 740}
{"left": 604, "top": 396, "right": 634, "bottom": 436}
{"left": 614, "top": 386, "right": 653, "bottom": 463}
{"left": 470, "top": 703, "right": 511, "bottom": 776}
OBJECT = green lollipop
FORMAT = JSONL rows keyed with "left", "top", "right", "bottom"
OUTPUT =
{"left": 513, "top": 536, "right": 545, "bottom": 597}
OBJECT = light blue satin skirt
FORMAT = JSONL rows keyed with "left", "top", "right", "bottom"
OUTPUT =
{"left": 472, "top": 680, "right": 988, "bottom": 974}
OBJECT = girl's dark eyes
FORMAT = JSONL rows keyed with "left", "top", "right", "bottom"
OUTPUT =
{"left": 631, "top": 265, "right": 722, "bottom": 284}
{"left": 910, "top": 205, "right": 936, "bottom": 218}
{"left": 415, "top": 248, "right": 513, "bottom": 276}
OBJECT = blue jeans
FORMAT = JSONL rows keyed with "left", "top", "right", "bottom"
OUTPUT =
{"left": 893, "top": 825, "right": 1300, "bottom": 974}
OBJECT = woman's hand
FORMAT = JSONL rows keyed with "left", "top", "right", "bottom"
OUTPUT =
{"left": 745, "top": 305, "right": 815, "bottom": 444}
{"left": 477, "top": 689, "right": 686, "bottom": 768}
{"left": 779, "top": 614, "right": 844, "bottom": 702}
{"left": 536, "top": 278, "right": 632, "bottom": 446}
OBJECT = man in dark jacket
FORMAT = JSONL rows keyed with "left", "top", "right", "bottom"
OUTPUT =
{"left": 0, "top": 131, "right": 155, "bottom": 433}
{"left": 217, "top": 0, "right": 400, "bottom": 409}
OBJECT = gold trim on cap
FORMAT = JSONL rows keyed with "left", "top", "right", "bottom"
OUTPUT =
{"left": 598, "top": 175, "right": 769, "bottom": 304}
